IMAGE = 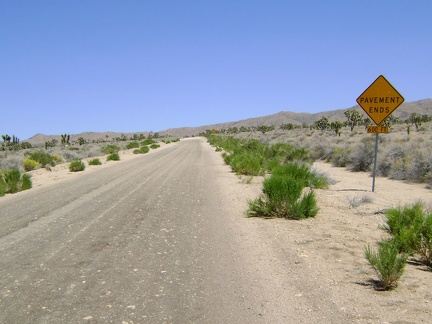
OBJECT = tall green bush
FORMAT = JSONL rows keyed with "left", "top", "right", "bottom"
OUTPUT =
{"left": 23, "top": 158, "right": 39, "bottom": 171}
{"left": 365, "top": 240, "right": 407, "bottom": 290}
{"left": 384, "top": 202, "right": 432, "bottom": 267}
{"left": 69, "top": 160, "right": 86, "bottom": 172}
{"left": 1, "top": 169, "right": 32, "bottom": 194}
{"left": 247, "top": 175, "right": 318, "bottom": 219}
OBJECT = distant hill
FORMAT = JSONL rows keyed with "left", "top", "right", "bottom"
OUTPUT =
{"left": 159, "top": 98, "right": 432, "bottom": 137}
{"left": 26, "top": 98, "right": 432, "bottom": 144}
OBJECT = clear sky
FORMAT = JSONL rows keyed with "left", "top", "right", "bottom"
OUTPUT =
{"left": 1, "top": 1, "right": 431, "bottom": 140}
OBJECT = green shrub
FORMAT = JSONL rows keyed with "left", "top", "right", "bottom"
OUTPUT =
{"left": 2, "top": 169, "right": 32, "bottom": 193}
{"left": 230, "top": 152, "right": 265, "bottom": 176}
{"left": 349, "top": 140, "right": 374, "bottom": 172}
{"left": 365, "top": 240, "right": 407, "bottom": 290}
{"left": 247, "top": 175, "right": 318, "bottom": 219}
{"left": 107, "top": 153, "right": 120, "bottom": 161}
{"left": 383, "top": 202, "right": 424, "bottom": 254}
{"left": 141, "top": 139, "right": 155, "bottom": 146}
{"left": 139, "top": 146, "right": 150, "bottom": 154}
{"left": 419, "top": 215, "right": 432, "bottom": 266}
{"left": 69, "top": 160, "right": 86, "bottom": 172}
{"left": 126, "top": 142, "right": 140, "bottom": 149}
{"left": 384, "top": 202, "right": 432, "bottom": 267}
{"left": 331, "top": 147, "right": 351, "bottom": 167}
{"left": 28, "top": 150, "right": 55, "bottom": 167}
{"left": 52, "top": 155, "right": 63, "bottom": 164}
{"left": 3, "top": 169, "right": 22, "bottom": 193}
{"left": 0, "top": 175, "right": 6, "bottom": 197}
{"left": 133, "top": 149, "right": 140, "bottom": 154}
{"left": 102, "top": 144, "right": 120, "bottom": 154}
{"left": 150, "top": 143, "right": 160, "bottom": 149}
{"left": 23, "top": 158, "right": 40, "bottom": 171}
{"left": 88, "top": 158, "right": 102, "bottom": 165}
{"left": 21, "top": 174, "right": 32, "bottom": 191}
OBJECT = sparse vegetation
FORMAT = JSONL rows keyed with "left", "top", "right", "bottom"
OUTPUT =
{"left": 102, "top": 144, "right": 120, "bottom": 155}
{"left": 208, "top": 136, "right": 325, "bottom": 219}
{"left": 133, "top": 146, "right": 150, "bottom": 154}
{"left": 365, "top": 202, "right": 432, "bottom": 290}
{"left": 69, "top": 160, "right": 86, "bottom": 172}
{"left": 126, "top": 142, "right": 140, "bottom": 149}
{"left": 26, "top": 150, "right": 55, "bottom": 168}
{"left": 88, "top": 158, "right": 102, "bottom": 165}
{"left": 107, "top": 153, "right": 120, "bottom": 161}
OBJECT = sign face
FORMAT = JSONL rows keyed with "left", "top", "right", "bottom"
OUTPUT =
{"left": 367, "top": 125, "right": 389, "bottom": 133}
{"left": 356, "top": 75, "right": 404, "bottom": 125}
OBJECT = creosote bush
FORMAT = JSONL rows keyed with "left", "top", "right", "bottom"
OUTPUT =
{"left": 23, "top": 158, "right": 39, "bottom": 171}
{"left": 69, "top": 160, "right": 86, "bottom": 172}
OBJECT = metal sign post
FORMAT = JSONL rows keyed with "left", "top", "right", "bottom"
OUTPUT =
{"left": 356, "top": 75, "right": 404, "bottom": 192}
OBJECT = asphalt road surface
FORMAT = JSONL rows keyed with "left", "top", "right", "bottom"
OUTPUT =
{"left": 0, "top": 138, "right": 349, "bottom": 323}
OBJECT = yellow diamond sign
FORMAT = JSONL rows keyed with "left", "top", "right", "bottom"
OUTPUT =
{"left": 356, "top": 75, "right": 404, "bottom": 125}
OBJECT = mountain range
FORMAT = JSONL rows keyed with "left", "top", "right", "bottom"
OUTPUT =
{"left": 27, "top": 98, "right": 432, "bottom": 144}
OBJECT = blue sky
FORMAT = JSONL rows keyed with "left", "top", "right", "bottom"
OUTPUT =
{"left": 1, "top": 1, "right": 431, "bottom": 140}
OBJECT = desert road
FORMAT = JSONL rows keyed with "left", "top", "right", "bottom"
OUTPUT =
{"left": 0, "top": 138, "right": 349, "bottom": 323}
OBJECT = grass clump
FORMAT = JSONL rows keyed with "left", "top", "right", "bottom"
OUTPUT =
{"left": 23, "top": 158, "right": 39, "bottom": 171}
{"left": 107, "top": 153, "right": 120, "bottom": 161}
{"left": 247, "top": 171, "right": 319, "bottom": 219}
{"left": 69, "top": 160, "right": 86, "bottom": 172}
{"left": 150, "top": 143, "right": 160, "bottom": 149}
{"left": 365, "top": 240, "right": 407, "bottom": 290}
{"left": 0, "top": 169, "right": 32, "bottom": 194}
{"left": 88, "top": 158, "right": 102, "bottom": 165}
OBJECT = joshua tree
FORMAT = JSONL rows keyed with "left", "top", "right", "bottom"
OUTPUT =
{"left": 330, "top": 121, "right": 343, "bottom": 136}
{"left": 344, "top": 109, "right": 362, "bottom": 131}
{"left": 2, "top": 134, "right": 11, "bottom": 157}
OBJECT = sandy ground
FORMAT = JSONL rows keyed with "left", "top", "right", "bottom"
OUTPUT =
{"left": 12, "top": 141, "right": 432, "bottom": 322}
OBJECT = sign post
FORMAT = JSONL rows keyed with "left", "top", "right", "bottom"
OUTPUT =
{"left": 356, "top": 75, "right": 404, "bottom": 192}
